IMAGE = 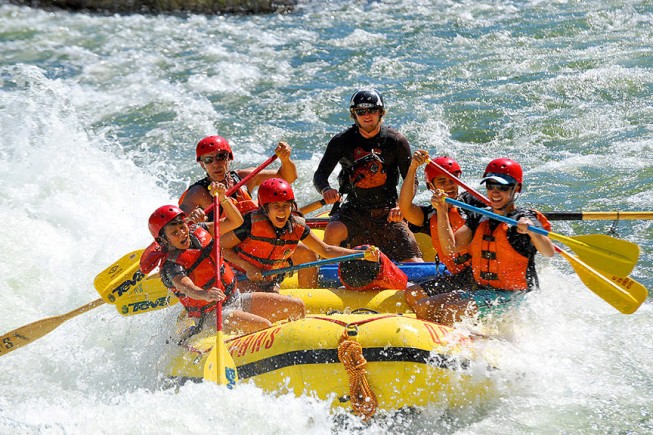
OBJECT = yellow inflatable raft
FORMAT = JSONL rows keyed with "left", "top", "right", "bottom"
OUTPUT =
{"left": 167, "top": 311, "right": 492, "bottom": 415}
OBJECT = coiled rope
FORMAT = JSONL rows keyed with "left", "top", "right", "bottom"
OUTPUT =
{"left": 337, "top": 326, "right": 378, "bottom": 421}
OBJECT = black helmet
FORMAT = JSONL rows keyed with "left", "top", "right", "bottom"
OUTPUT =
{"left": 349, "top": 89, "right": 385, "bottom": 109}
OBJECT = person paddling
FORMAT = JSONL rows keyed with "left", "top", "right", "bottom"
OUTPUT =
{"left": 398, "top": 153, "right": 484, "bottom": 307}
{"left": 180, "top": 135, "right": 298, "bottom": 216}
{"left": 221, "top": 178, "right": 380, "bottom": 292}
{"left": 149, "top": 183, "right": 305, "bottom": 339}
{"left": 408, "top": 158, "right": 555, "bottom": 326}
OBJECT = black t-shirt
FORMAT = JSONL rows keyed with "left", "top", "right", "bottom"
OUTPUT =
{"left": 313, "top": 124, "right": 413, "bottom": 209}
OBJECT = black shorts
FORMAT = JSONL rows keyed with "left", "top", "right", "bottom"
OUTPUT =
{"left": 331, "top": 202, "right": 422, "bottom": 262}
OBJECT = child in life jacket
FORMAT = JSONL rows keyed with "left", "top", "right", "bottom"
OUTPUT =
{"left": 409, "top": 158, "right": 555, "bottom": 326}
{"left": 149, "top": 183, "right": 305, "bottom": 338}
{"left": 398, "top": 152, "right": 484, "bottom": 309}
{"left": 221, "top": 178, "right": 380, "bottom": 293}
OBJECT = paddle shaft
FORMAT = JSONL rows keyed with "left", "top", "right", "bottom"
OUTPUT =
{"left": 300, "top": 199, "right": 327, "bottom": 215}
{"left": 203, "top": 154, "right": 278, "bottom": 216}
{"left": 238, "top": 252, "right": 366, "bottom": 281}
{"left": 1, "top": 298, "right": 105, "bottom": 357}
{"left": 544, "top": 211, "right": 653, "bottom": 221}
{"left": 214, "top": 194, "right": 223, "bottom": 333}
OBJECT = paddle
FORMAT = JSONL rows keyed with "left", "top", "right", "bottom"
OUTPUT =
{"left": 94, "top": 249, "right": 147, "bottom": 304}
{"left": 113, "top": 277, "right": 178, "bottom": 316}
{"left": 446, "top": 198, "right": 639, "bottom": 277}
{"left": 300, "top": 199, "right": 327, "bottom": 215}
{"left": 204, "top": 191, "right": 238, "bottom": 387}
{"left": 434, "top": 165, "right": 648, "bottom": 313}
{"left": 544, "top": 211, "right": 653, "bottom": 221}
{"left": 555, "top": 247, "right": 647, "bottom": 314}
{"left": 236, "top": 252, "right": 369, "bottom": 282}
{"left": 0, "top": 299, "right": 105, "bottom": 357}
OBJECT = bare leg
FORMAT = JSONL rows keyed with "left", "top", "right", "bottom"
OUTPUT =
{"left": 412, "top": 293, "right": 475, "bottom": 327}
{"left": 404, "top": 284, "right": 430, "bottom": 310}
{"left": 291, "top": 243, "right": 319, "bottom": 288}
{"left": 323, "top": 220, "right": 348, "bottom": 247}
{"left": 401, "top": 256, "right": 424, "bottom": 263}
{"left": 247, "top": 293, "right": 306, "bottom": 323}
{"left": 224, "top": 311, "right": 272, "bottom": 335}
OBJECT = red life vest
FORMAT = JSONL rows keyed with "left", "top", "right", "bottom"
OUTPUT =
{"left": 233, "top": 210, "right": 306, "bottom": 271}
{"left": 428, "top": 206, "right": 472, "bottom": 274}
{"left": 469, "top": 210, "right": 551, "bottom": 291}
{"left": 140, "top": 241, "right": 164, "bottom": 274}
{"left": 349, "top": 147, "right": 387, "bottom": 189}
{"left": 164, "top": 226, "right": 236, "bottom": 318}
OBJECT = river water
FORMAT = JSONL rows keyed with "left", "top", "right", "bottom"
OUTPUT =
{"left": 1, "top": 1, "right": 652, "bottom": 433}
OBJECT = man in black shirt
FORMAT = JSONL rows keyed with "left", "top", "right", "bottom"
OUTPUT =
{"left": 313, "top": 89, "right": 422, "bottom": 262}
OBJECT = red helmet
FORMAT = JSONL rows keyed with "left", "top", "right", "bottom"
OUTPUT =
{"left": 148, "top": 205, "right": 186, "bottom": 239}
{"left": 424, "top": 156, "right": 462, "bottom": 182}
{"left": 481, "top": 158, "right": 523, "bottom": 185}
{"left": 258, "top": 178, "right": 295, "bottom": 206}
{"left": 195, "top": 136, "right": 234, "bottom": 161}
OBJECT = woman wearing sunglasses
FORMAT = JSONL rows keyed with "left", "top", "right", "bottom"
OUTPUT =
{"left": 408, "top": 158, "right": 555, "bottom": 326}
{"left": 312, "top": 88, "right": 422, "bottom": 263}
{"left": 179, "top": 135, "right": 298, "bottom": 217}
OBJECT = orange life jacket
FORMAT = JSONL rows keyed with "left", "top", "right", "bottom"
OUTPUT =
{"left": 429, "top": 206, "right": 472, "bottom": 274}
{"left": 233, "top": 210, "right": 307, "bottom": 271}
{"left": 469, "top": 210, "right": 551, "bottom": 291}
{"left": 163, "top": 226, "right": 236, "bottom": 318}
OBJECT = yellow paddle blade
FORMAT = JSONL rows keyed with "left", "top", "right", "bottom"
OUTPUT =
{"left": 557, "top": 249, "right": 647, "bottom": 314}
{"left": 1, "top": 299, "right": 105, "bottom": 357}
{"left": 114, "top": 276, "right": 177, "bottom": 316}
{"left": 548, "top": 233, "right": 640, "bottom": 277}
{"left": 94, "top": 249, "right": 145, "bottom": 303}
{"left": 204, "top": 331, "right": 238, "bottom": 388}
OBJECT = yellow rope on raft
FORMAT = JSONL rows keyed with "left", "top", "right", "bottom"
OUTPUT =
{"left": 337, "top": 327, "right": 378, "bottom": 421}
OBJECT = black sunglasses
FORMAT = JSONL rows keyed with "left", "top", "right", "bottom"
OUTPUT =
{"left": 201, "top": 153, "right": 229, "bottom": 164}
{"left": 486, "top": 182, "right": 514, "bottom": 192}
{"left": 353, "top": 108, "right": 380, "bottom": 116}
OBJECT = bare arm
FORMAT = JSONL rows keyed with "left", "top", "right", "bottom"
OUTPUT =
{"left": 300, "top": 231, "right": 379, "bottom": 261}
{"left": 179, "top": 185, "right": 212, "bottom": 214}
{"left": 517, "top": 217, "right": 555, "bottom": 257}
{"left": 171, "top": 275, "right": 226, "bottom": 302}
{"left": 399, "top": 150, "right": 429, "bottom": 226}
{"left": 242, "top": 142, "right": 297, "bottom": 191}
